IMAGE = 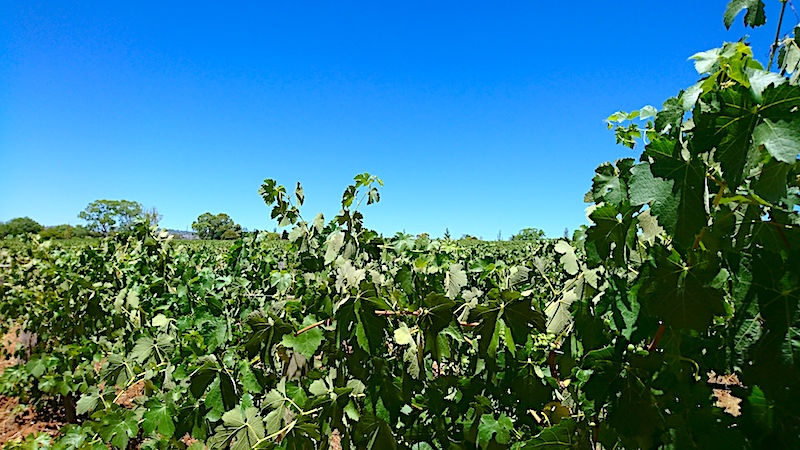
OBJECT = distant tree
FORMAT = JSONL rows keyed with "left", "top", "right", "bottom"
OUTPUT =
{"left": 78, "top": 199, "right": 144, "bottom": 235}
{"left": 192, "top": 212, "right": 242, "bottom": 240}
{"left": 497, "top": 230, "right": 502, "bottom": 241}
{"left": 0, "top": 217, "right": 43, "bottom": 237}
{"left": 444, "top": 228, "right": 451, "bottom": 240}
{"left": 142, "top": 206, "right": 163, "bottom": 227}
{"left": 510, "top": 227, "right": 545, "bottom": 241}
{"left": 40, "top": 224, "right": 91, "bottom": 240}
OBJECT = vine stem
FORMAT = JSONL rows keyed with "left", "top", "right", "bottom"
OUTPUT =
{"left": 769, "top": 0, "right": 789, "bottom": 71}
{"left": 295, "top": 319, "right": 330, "bottom": 336}
{"left": 648, "top": 324, "right": 666, "bottom": 352}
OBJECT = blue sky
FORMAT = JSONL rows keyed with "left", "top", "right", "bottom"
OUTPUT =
{"left": 0, "top": 1, "right": 792, "bottom": 238}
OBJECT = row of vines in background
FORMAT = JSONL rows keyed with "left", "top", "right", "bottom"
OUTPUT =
{"left": 1, "top": 0, "right": 799, "bottom": 448}
{"left": 0, "top": 202, "right": 571, "bottom": 449}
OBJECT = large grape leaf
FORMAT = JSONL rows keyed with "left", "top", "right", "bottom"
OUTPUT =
{"left": 245, "top": 312, "right": 293, "bottom": 369}
{"left": 655, "top": 96, "right": 684, "bottom": 136}
{"left": 753, "top": 158, "right": 792, "bottom": 202}
{"left": 504, "top": 294, "right": 546, "bottom": 341}
{"left": 142, "top": 398, "right": 176, "bottom": 437}
{"left": 751, "top": 253, "right": 800, "bottom": 366}
{"left": 477, "top": 414, "right": 513, "bottom": 449}
{"left": 581, "top": 346, "right": 620, "bottom": 405}
{"left": 208, "top": 407, "right": 266, "bottom": 450}
{"left": 752, "top": 119, "right": 800, "bottom": 163}
{"left": 643, "top": 138, "right": 707, "bottom": 252}
{"left": 723, "top": 0, "right": 766, "bottom": 29}
{"left": 445, "top": 263, "right": 467, "bottom": 299}
{"left": 629, "top": 162, "right": 677, "bottom": 234}
{"left": 545, "top": 289, "right": 578, "bottom": 335}
{"left": 608, "top": 373, "right": 662, "bottom": 438}
{"left": 554, "top": 240, "right": 579, "bottom": 276}
{"left": 97, "top": 410, "right": 139, "bottom": 450}
{"left": 585, "top": 204, "right": 636, "bottom": 268}
{"left": 419, "top": 292, "right": 456, "bottom": 355}
{"left": 639, "top": 251, "right": 727, "bottom": 330}
{"left": 282, "top": 316, "right": 324, "bottom": 359}
{"left": 694, "top": 87, "right": 758, "bottom": 190}
{"left": 353, "top": 412, "right": 397, "bottom": 450}
{"left": 760, "top": 83, "right": 800, "bottom": 118}
{"left": 590, "top": 159, "right": 634, "bottom": 207}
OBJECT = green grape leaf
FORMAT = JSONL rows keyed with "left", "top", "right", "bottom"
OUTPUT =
{"left": 403, "top": 345, "right": 421, "bottom": 379}
{"left": 393, "top": 323, "right": 414, "bottom": 346}
{"left": 200, "top": 316, "right": 228, "bottom": 352}
{"left": 204, "top": 377, "right": 225, "bottom": 422}
{"left": 55, "top": 425, "right": 89, "bottom": 449}
{"left": 294, "top": 182, "right": 304, "bottom": 206}
{"left": 748, "top": 385, "right": 774, "bottom": 430}
{"left": 209, "top": 407, "right": 266, "bottom": 450}
{"left": 637, "top": 209, "right": 665, "bottom": 243}
{"left": 419, "top": 293, "right": 456, "bottom": 360}
{"left": 751, "top": 253, "right": 800, "bottom": 367}
{"left": 691, "top": 48, "right": 722, "bottom": 75}
{"left": 723, "top": 0, "right": 766, "bottom": 29}
{"left": 312, "top": 213, "right": 325, "bottom": 234}
{"left": 655, "top": 96, "right": 684, "bottom": 135}
{"left": 477, "top": 414, "right": 513, "bottom": 449}
{"left": 522, "top": 419, "right": 579, "bottom": 449}
{"left": 509, "top": 265, "right": 531, "bottom": 288}
{"left": 238, "top": 360, "right": 262, "bottom": 393}
{"left": 753, "top": 158, "right": 792, "bottom": 202}
{"left": 752, "top": 119, "right": 800, "bottom": 163}
{"left": 585, "top": 204, "right": 635, "bottom": 268}
{"left": 546, "top": 289, "right": 578, "bottom": 335}
{"left": 554, "top": 241, "right": 579, "bottom": 276}
{"left": 504, "top": 295, "right": 546, "bottom": 342}
{"left": 695, "top": 86, "right": 758, "bottom": 190}
{"left": 639, "top": 252, "right": 727, "bottom": 330}
{"left": 353, "top": 412, "right": 397, "bottom": 450}
{"left": 445, "top": 263, "right": 467, "bottom": 299}
{"left": 747, "top": 68, "right": 786, "bottom": 102}
{"left": 130, "top": 336, "right": 155, "bottom": 364}
{"left": 282, "top": 317, "right": 324, "bottom": 359}
{"left": 591, "top": 159, "right": 635, "bottom": 207}
{"left": 142, "top": 398, "right": 176, "bottom": 437}
{"left": 642, "top": 138, "right": 707, "bottom": 251}
{"left": 76, "top": 389, "right": 101, "bottom": 415}
{"left": 245, "top": 312, "right": 293, "bottom": 369}
{"left": 608, "top": 373, "right": 661, "bottom": 438}
{"left": 760, "top": 83, "right": 800, "bottom": 118}
{"left": 98, "top": 410, "right": 139, "bottom": 450}
{"left": 582, "top": 347, "right": 621, "bottom": 404}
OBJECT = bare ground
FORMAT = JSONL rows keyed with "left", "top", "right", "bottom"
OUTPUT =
{"left": 0, "top": 327, "right": 65, "bottom": 445}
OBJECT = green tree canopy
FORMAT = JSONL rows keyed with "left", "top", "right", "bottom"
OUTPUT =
{"left": 510, "top": 227, "right": 545, "bottom": 241}
{"left": 39, "top": 224, "right": 91, "bottom": 240}
{"left": 192, "top": 212, "right": 242, "bottom": 240}
{"left": 0, "top": 217, "right": 43, "bottom": 237}
{"left": 78, "top": 199, "right": 144, "bottom": 235}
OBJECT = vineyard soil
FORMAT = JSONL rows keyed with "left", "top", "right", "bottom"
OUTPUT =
{"left": 0, "top": 328, "right": 65, "bottom": 445}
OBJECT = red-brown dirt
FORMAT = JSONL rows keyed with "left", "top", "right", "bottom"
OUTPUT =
{"left": 0, "top": 327, "right": 65, "bottom": 445}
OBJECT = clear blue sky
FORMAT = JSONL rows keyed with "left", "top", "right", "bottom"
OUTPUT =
{"left": 0, "top": 1, "right": 792, "bottom": 238}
